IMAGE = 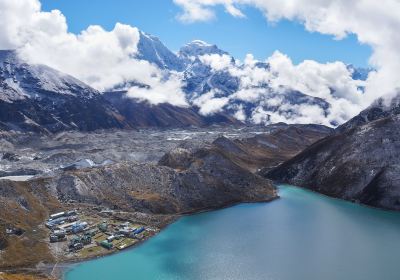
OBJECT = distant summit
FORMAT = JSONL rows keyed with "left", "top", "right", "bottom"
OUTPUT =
{"left": 135, "top": 31, "right": 185, "bottom": 71}
{"left": 179, "top": 40, "right": 228, "bottom": 60}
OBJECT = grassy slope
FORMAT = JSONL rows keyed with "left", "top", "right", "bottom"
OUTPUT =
{"left": 0, "top": 179, "right": 62, "bottom": 269}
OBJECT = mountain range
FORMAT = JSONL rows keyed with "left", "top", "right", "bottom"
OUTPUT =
{"left": 0, "top": 30, "right": 370, "bottom": 133}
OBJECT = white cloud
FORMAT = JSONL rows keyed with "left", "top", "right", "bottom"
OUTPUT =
{"left": 267, "top": 51, "right": 364, "bottom": 102}
{"left": 229, "top": 54, "right": 271, "bottom": 87}
{"left": 173, "top": 0, "right": 400, "bottom": 105}
{"left": 193, "top": 90, "right": 230, "bottom": 115}
{"left": 250, "top": 102, "right": 330, "bottom": 126}
{"left": 173, "top": 0, "right": 250, "bottom": 23}
{"left": 199, "top": 54, "right": 233, "bottom": 71}
{"left": 0, "top": 0, "right": 188, "bottom": 106}
{"left": 173, "top": 0, "right": 246, "bottom": 22}
{"left": 266, "top": 50, "right": 366, "bottom": 124}
{"left": 192, "top": 50, "right": 366, "bottom": 126}
{"left": 233, "top": 105, "right": 246, "bottom": 121}
{"left": 173, "top": 0, "right": 216, "bottom": 22}
{"left": 127, "top": 73, "right": 188, "bottom": 107}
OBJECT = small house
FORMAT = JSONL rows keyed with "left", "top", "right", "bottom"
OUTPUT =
{"left": 100, "top": 240, "right": 113, "bottom": 250}
{"left": 50, "top": 212, "right": 65, "bottom": 220}
{"left": 107, "top": 235, "right": 115, "bottom": 242}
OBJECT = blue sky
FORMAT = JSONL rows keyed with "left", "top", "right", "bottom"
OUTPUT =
{"left": 41, "top": 0, "right": 371, "bottom": 67}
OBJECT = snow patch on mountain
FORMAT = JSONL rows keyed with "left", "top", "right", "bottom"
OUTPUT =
{"left": 179, "top": 40, "right": 229, "bottom": 62}
{"left": 0, "top": 50, "right": 98, "bottom": 102}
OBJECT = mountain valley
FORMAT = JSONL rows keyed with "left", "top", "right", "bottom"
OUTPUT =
{"left": 0, "top": 24, "right": 395, "bottom": 280}
{"left": 0, "top": 124, "right": 331, "bottom": 277}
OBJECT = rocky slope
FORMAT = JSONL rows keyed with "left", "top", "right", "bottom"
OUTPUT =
{"left": 0, "top": 148, "right": 275, "bottom": 271}
{"left": 266, "top": 96, "right": 400, "bottom": 210}
{"left": 46, "top": 157, "right": 275, "bottom": 215}
{"left": 160, "top": 123, "right": 333, "bottom": 173}
{"left": 0, "top": 179, "right": 60, "bottom": 269}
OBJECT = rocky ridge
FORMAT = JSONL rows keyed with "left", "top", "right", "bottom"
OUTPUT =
{"left": 266, "top": 95, "right": 400, "bottom": 210}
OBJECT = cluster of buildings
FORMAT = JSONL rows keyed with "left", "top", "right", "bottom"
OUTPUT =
{"left": 68, "top": 233, "right": 93, "bottom": 251}
{"left": 45, "top": 210, "right": 149, "bottom": 253}
{"left": 46, "top": 211, "right": 79, "bottom": 230}
{"left": 45, "top": 210, "right": 90, "bottom": 247}
{"left": 96, "top": 221, "right": 146, "bottom": 250}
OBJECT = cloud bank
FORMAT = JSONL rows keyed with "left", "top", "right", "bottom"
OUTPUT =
{"left": 0, "top": 0, "right": 188, "bottom": 106}
{"left": 174, "top": 0, "right": 400, "bottom": 105}
{"left": 193, "top": 51, "right": 365, "bottom": 126}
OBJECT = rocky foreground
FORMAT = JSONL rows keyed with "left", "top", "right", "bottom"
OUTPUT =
{"left": 266, "top": 97, "right": 400, "bottom": 210}
{"left": 0, "top": 124, "right": 331, "bottom": 278}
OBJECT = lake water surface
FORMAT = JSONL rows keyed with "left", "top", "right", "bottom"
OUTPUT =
{"left": 66, "top": 185, "right": 400, "bottom": 280}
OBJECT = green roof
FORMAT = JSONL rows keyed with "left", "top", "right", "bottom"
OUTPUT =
{"left": 100, "top": 240, "right": 113, "bottom": 249}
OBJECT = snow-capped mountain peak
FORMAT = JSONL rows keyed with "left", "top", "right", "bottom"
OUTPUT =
{"left": 190, "top": 40, "right": 213, "bottom": 47}
{"left": 135, "top": 31, "right": 185, "bottom": 71}
{"left": 179, "top": 40, "right": 228, "bottom": 60}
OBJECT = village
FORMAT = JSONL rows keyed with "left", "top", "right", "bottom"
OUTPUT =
{"left": 45, "top": 208, "right": 159, "bottom": 259}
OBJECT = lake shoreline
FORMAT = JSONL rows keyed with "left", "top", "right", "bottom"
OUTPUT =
{"left": 277, "top": 182, "right": 400, "bottom": 214}
{"left": 6, "top": 183, "right": 400, "bottom": 280}
{"left": 59, "top": 195, "right": 278, "bottom": 279}
{"left": 2, "top": 194, "right": 279, "bottom": 280}
{"left": 64, "top": 185, "right": 400, "bottom": 280}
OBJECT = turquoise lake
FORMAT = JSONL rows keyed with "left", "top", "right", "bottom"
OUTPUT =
{"left": 65, "top": 185, "right": 400, "bottom": 280}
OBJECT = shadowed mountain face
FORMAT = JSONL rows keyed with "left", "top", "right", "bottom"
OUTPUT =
{"left": 266, "top": 96, "right": 400, "bottom": 210}
{"left": 337, "top": 95, "right": 400, "bottom": 132}
{"left": 103, "top": 91, "right": 240, "bottom": 128}
{"left": 0, "top": 50, "right": 129, "bottom": 133}
{"left": 0, "top": 95, "right": 130, "bottom": 133}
